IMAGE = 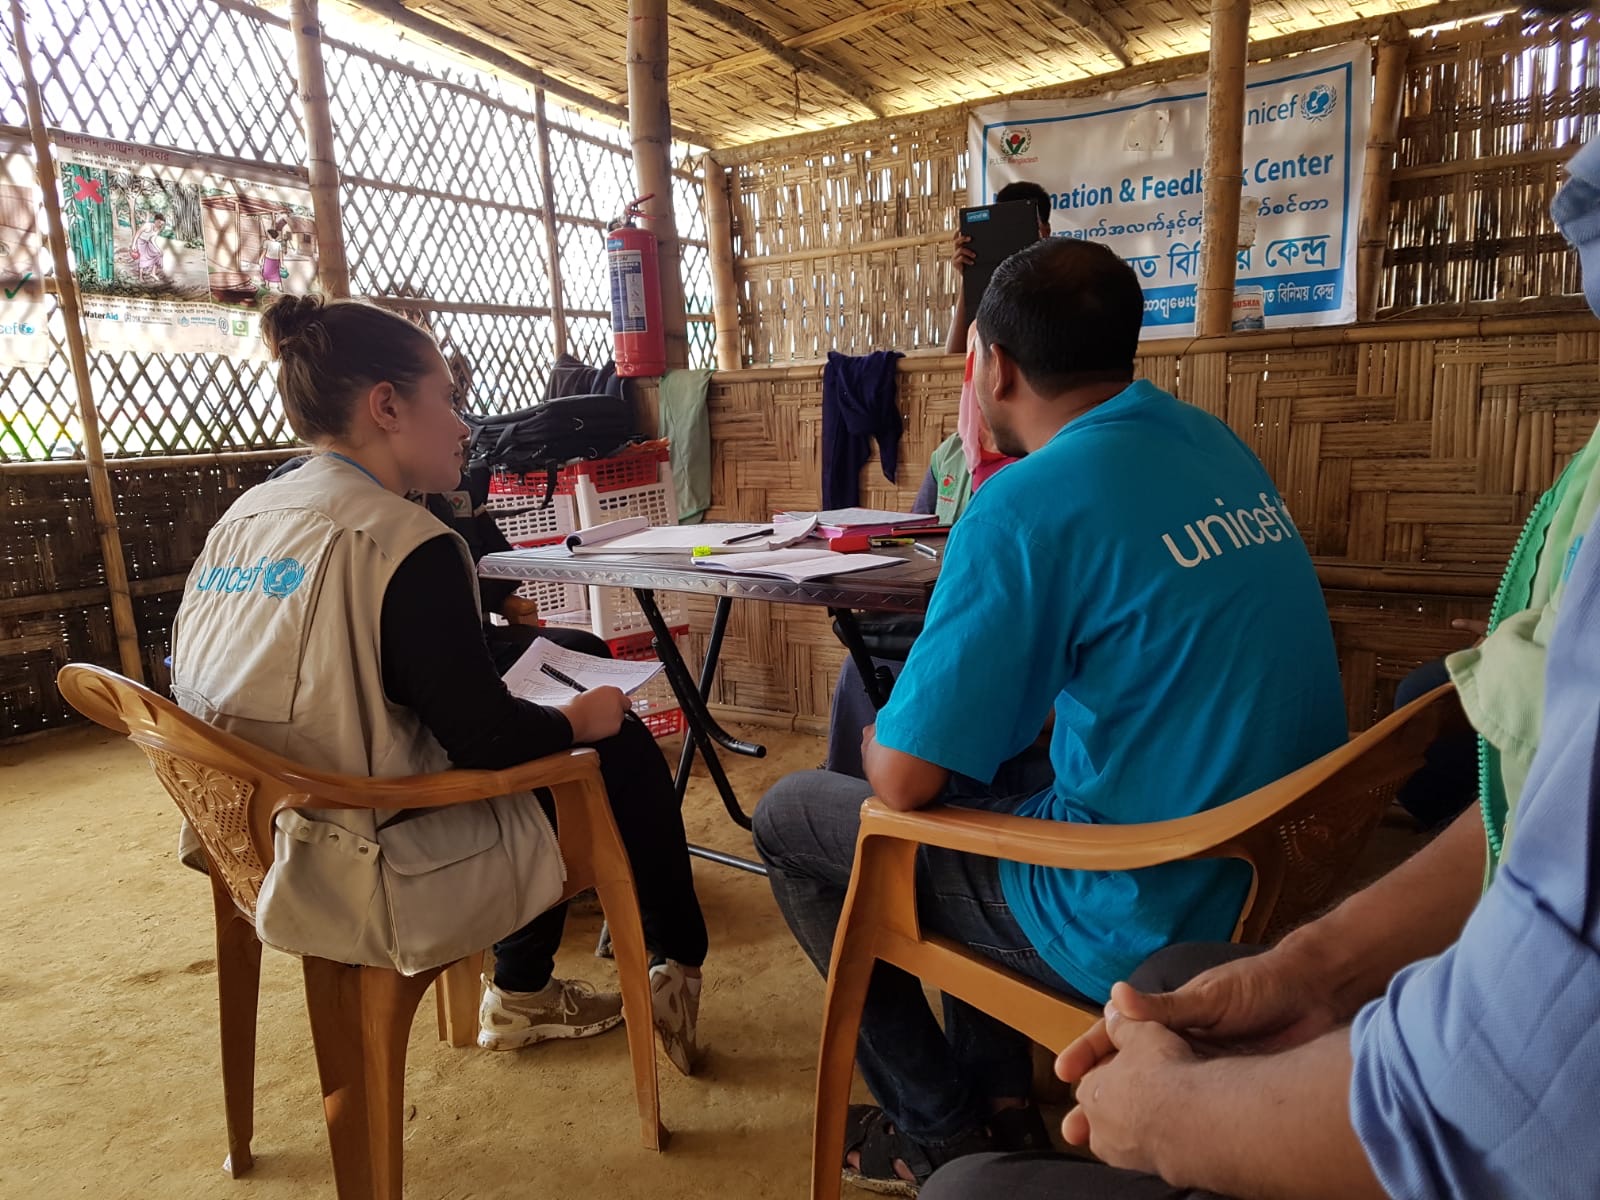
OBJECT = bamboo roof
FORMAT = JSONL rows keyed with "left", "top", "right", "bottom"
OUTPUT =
{"left": 389, "top": 0, "right": 1471, "bottom": 146}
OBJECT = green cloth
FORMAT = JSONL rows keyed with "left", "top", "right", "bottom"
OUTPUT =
{"left": 657, "top": 369, "right": 714, "bottom": 525}
{"left": 929, "top": 433, "right": 973, "bottom": 524}
{"left": 1448, "top": 419, "right": 1600, "bottom": 878}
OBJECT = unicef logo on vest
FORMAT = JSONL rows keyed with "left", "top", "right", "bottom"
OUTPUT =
{"left": 193, "top": 555, "right": 307, "bottom": 598}
{"left": 261, "top": 557, "right": 306, "bottom": 597}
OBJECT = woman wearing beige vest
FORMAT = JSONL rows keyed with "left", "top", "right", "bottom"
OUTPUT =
{"left": 170, "top": 295, "right": 706, "bottom": 1074}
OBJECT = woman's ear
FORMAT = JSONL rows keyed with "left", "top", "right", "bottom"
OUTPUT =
{"left": 365, "top": 381, "right": 402, "bottom": 433}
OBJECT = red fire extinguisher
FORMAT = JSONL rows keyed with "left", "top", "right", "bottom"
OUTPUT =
{"left": 607, "top": 195, "right": 666, "bottom": 377}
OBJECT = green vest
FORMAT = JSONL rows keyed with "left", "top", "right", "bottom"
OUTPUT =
{"left": 929, "top": 433, "right": 973, "bottom": 525}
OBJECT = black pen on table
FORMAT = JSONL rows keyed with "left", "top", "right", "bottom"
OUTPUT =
{"left": 540, "top": 663, "right": 641, "bottom": 723}
{"left": 724, "top": 526, "right": 774, "bottom": 545}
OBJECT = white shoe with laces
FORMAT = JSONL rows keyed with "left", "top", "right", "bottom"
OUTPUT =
{"left": 476, "top": 974, "right": 624, "bottom": 1051}
{"left": 650, "top": 960, "right": 703, "bottom": 1076}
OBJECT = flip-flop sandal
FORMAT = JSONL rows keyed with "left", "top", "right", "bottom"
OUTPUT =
{"left": 840, "top": 1105, "right": 989, "bottom": 1197}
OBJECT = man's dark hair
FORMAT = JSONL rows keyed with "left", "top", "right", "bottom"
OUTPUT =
{"left": 995, "top": 180, "right": 1052, "bottom": 229}
{"left": 974, "top": 238, "right": 1143, "bottom": 394}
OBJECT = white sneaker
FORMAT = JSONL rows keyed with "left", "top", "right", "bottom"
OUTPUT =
{"left": 476, "top": 975, "right": 624, "bottom": 1051}
{"left": 650, "top": 961, "right": 703, "bottom": 1076}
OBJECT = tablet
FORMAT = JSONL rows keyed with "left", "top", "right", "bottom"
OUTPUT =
{"left": 959, "top": 199, "right": 1042, "bottom": 327}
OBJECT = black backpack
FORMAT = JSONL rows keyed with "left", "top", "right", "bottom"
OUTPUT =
{"left": 464, "top": 393, "right": 637, "bottom": 504}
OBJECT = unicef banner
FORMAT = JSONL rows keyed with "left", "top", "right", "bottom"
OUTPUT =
{"left": 969, "top": 42, "right": 1370, "bottom": 337}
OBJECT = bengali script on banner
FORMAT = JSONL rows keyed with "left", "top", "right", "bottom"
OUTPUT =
{"left": 969, "top": 42, "right": 1371, "bottom": 337}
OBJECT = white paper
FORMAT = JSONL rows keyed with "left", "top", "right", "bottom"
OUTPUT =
{"left": 567, "top": 517, "right": 819, "bottom": 555}
{"left": 692, "top": 550, "right": 901, "bottom": 582}
{"left": 501, "top": 639, "right": 665, "bottom": 707}
{"left": 774, "top": 508, "right": 940, "bottom": 530}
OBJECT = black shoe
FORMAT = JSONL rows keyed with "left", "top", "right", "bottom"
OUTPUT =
{"left": 987, "top": 1104, "right": 1052, "bottom": 1153}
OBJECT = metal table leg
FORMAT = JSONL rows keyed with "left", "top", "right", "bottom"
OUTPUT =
{"left": 830, "top": 607, "right": 896, "bottom": 710}
{"left": 634, "top": 588, "right": 762, "bottom": 834}
{"left": 674, "top": 595, "right": 736, "bottom": 803}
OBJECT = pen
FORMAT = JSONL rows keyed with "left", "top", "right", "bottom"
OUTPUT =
{"left": 913, "top": 541, "right": 941, "bottom": 560}
{"left": 724, "top": 527, "right": 774, "bottom": 545}
{"left": 869, "top": 536, "right": 916, "bottom": 547}
{"left": 540, "top": 661, "right": 642, "bottom": 723}
{"left": 540, "top": 662, "right": 587, "bottom": 693}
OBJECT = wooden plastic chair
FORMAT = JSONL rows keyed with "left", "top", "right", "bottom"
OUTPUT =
{"left": 57, "top": 663, "right": 663, "bottom": 1200}
{"left": 809, "top": 683, "right": 1466, "bottom": 1200}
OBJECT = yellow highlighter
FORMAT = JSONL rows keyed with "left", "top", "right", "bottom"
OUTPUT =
{"left": 692, "top": 546, "right": 715, "bottom": 558}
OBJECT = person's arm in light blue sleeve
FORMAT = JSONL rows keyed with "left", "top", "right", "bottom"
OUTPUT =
{"left": 866, "top": 511, "right": 1070, "bottom": 809}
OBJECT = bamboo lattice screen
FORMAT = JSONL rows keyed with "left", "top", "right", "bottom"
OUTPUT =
{"left": 0, "top": 0, "right": 714, "bottom": 463}
{"left": 720, "top": 8, "right": 1600, "bottom": 366}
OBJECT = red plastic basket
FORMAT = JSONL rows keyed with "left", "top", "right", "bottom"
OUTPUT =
{"left": 607, "top": 626, "right": 688, "bottom": 740}
{"left": 489, "top": 439, "right": 671, "bottom": 500}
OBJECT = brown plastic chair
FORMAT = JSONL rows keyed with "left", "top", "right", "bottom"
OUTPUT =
{"left": 57, "top": 663, "right": 663, "bottom": 1200}
{"left": 809, "top": 683, "right": 1466, "bottom": 1200}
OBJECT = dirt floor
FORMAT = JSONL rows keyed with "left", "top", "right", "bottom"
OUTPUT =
{"left": 0, "top": 721, "right": 850, "bottom": 1200}
{"left": 0, "top": 721, "right": 1427, "bottom": 1200}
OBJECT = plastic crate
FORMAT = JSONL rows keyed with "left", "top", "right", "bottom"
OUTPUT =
{"left": 487, "top": 439, "right": 671, "bottom": 501}
{"left": 485, "top": 487, "right": 577, "bottom": 548}
{"left": 573, "top": 463, "right": 683, "bottom": 638}
{"left": 608, "top": 628, "right": 686, "bottom": 740}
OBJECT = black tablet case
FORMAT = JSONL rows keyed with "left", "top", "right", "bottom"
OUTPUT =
{"left": 959, "top": 199, "right": 1041, "bottom": 327}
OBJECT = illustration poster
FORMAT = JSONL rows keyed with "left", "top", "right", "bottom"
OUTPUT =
{"left": 0, "top": 135, "right": 50, "bottom": 365}
{"left": 49, "top": 133, "right": 317, "bottom": 357}
{"left": 969, "top": 42, "right": 1370, "bottom": 337}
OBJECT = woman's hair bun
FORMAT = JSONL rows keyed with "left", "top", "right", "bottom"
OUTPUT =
{"left": 260, "top": 293, "right": 329, "bottom": 361}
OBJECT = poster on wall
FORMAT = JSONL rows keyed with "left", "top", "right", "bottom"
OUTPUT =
{"left": 969, "top": 42, "right": 1370, "bottom": 337}
{"left": 51, "top": 133, "right": 317, "bottom": 358}
{"left": 0, "top": 135, "right": 51, "bottom": 365}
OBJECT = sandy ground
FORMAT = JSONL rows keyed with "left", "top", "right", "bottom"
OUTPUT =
{"left": 1, "top": 722, "right": 1425, "bottom": 1200}
{"left": 1, "top": 722, "right": 842, "bottom": 1200}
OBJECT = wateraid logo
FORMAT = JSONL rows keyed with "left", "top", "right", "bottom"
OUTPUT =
{"left": 194, "top": 555, "right": 306, "bottom": 597}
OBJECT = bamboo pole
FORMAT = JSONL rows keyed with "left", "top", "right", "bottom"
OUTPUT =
{"left": 289, "top": 0, "right": 350, "bottom": 297}
{"left": 533, "top": 89, "right": 570, "bottom": 358}
{"left": 8, "top": 0, "right": 145, "bottom": 683}
{"left": 1358, "top": 21, "right": 1410, "bottom": 322}
{"left": 699, "top": 153, "right": 741, "bottom": 370}
{"left": 1195, "top": 0, "right": 1250, "bottom": 337}
{"left": 627, "top": 0, "right": 690, "bottom": 371}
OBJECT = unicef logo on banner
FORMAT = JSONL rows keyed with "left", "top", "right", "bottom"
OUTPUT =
{"left": 262, "top": 557, "right": 306, "bottom": 598}
{"left": 1302, "top": 84, "right": 1336, "bottom": 122}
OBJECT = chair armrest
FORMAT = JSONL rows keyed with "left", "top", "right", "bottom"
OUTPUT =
{"left": 857, "top": 801, "right": 1264, "bottom": 873}
{"left": 270, "top": 748, "right": 603, "bottom": 816}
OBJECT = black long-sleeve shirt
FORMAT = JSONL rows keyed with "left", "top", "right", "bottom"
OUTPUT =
{"left": 379, "top": 534, "right": 572, "bottom": 770}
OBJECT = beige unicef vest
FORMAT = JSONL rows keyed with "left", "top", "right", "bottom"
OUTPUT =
{"left": 170, "top": 454, "right": 564, "bottom": 973}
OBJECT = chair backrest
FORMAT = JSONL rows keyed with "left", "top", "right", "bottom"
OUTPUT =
{"left": 1212, "top": 683, "right": 1467, "bottom": 943}
{"left": 57, "top": 663, "right": 374, "bottom": 924}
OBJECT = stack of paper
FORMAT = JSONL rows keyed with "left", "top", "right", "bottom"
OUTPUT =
{"left": 502, "top": 640, "right": 664, "bottom": 707}
{"left": 773, "top": 508, "right": 941, "bottom": 537}
{"left": 563, "top": 514, "right": 818, "bottom": 555}
{"left": 691, "top": 549, "right": 900, "bottom": 582}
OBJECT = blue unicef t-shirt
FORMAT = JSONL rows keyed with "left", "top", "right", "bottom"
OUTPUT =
{"left": 874, "top": 380, "right": 1346, "bottom": 1002}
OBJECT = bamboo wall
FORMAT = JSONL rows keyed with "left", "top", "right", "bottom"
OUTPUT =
{"left": 679, "top": 317, "right": 1600, "bottom": 736}
{"left": 0, "top": 455, "right": 289, "bottom": 737}
{"left": 716, "top": 9, "right": 1600, "bottom": 365}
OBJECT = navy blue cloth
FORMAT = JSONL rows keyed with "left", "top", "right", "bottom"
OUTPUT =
{"left": 822, "top": 349, "right": 904, "bottom": 507}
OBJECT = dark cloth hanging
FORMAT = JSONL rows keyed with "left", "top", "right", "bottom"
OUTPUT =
{"left": 821, "top": 349, "right": 904, "bottom": 507}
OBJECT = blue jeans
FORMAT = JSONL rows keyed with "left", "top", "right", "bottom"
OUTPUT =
{"left": 753, "top": 763, "right": 1079, "bottom": 1148}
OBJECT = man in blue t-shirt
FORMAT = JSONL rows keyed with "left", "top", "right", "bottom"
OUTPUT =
{"left": 753, "top": 237, "right": 1346, "bottom": 1192}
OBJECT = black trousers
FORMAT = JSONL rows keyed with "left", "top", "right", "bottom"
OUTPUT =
{"left": 490, "top": 627, "right": 708, "bottom": 991}
{"left": 920, "top": 943, "right": 1262, "bottom": 1200}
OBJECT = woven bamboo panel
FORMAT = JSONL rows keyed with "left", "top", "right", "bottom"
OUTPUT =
{"left": 1383, "top": 13, "right": 1600, "bottom": 314}
{"left": 418, "top": 0, "right": 1442, "bottom": 146}
{"left": 681, "top": 327, "right": 1600, "bottom": 735}
{"left": 0, "top": 458, "right": 284, "bottom": 738}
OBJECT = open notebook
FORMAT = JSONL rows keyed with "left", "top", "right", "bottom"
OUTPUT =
{"left": 691, "top": 549, "right": 900, "bottom": 583}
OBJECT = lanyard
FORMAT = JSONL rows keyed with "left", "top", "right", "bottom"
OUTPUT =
{"left": 324, "top": 451, "right": 383, "bottom": 488}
